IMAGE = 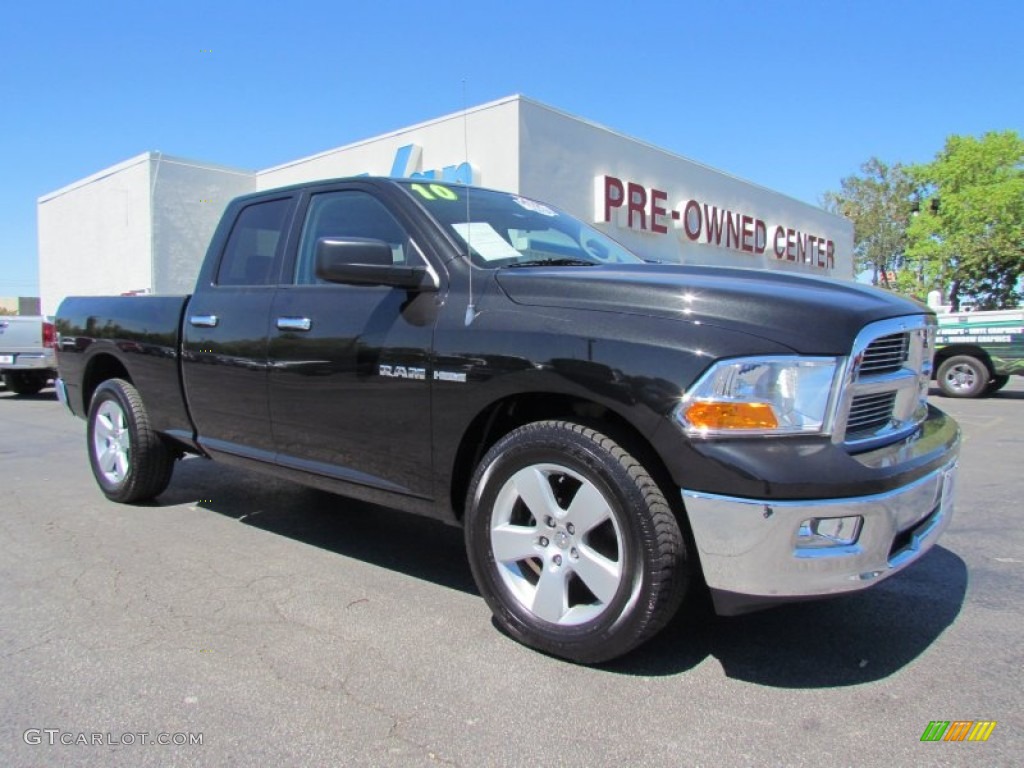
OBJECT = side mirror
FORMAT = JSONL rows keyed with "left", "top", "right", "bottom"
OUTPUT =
{"left": 314, "top": 237, "right": 435, "bottom": 291}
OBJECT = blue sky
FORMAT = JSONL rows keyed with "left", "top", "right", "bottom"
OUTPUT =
{"left": 1, "top": 0, "right": 1021, "bottom": 296}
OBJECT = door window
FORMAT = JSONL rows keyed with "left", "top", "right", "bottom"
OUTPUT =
{"left": 216, "top": 198, "right": 291, "bottom": 286}
{"left": 295, "top": 191, "right": 413, "bottom": 285}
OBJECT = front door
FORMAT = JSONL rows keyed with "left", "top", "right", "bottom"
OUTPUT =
{"left": 267, "top": 187, "right": 437, "bottom": 498}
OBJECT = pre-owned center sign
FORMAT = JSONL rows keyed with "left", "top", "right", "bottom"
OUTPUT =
{"left": 594, "top": 175, "right": 836, "bottom": 270}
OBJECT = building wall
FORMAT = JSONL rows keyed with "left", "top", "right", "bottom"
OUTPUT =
{"left": 517, "top": 99, "right": 854, "bottom": 277}
{"left": 257, "top": 96, "right": 521, "bottom": 192}
{"left": 38, "top": 154, "right": 155, "bottom": 315}
{"left": 151, "top": 156, "right": 256, "bottom": 295}
{"left": 19, "top": 297, "right": 41, "bottom": 315}
{"left": 38, "top": 154, "right": 256, "bottom": 313}
{"left": 256, "top": 95, "right": 851, "bottom": 277}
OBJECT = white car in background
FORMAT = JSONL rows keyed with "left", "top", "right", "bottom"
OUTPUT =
{"left": 0, "top": 316, "right": 57, "bottom": 396}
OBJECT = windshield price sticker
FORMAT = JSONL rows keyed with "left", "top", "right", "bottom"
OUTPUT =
{"left": 451, "top": 223, "right": 521, "bottom": 261}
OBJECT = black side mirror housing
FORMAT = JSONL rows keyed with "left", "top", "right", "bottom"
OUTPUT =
{"left": 314, "top": 238, "right": 435, "bottom": 291}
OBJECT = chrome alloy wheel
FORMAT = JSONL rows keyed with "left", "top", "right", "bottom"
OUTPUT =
{"left": 942, "top": 362, "right": 978, "bottom": 394}
{"left": 92, "top": 399, "right": 131, "bottom": 485}
{"left": 490, "top": 463, "right": 624, "bottom": 626}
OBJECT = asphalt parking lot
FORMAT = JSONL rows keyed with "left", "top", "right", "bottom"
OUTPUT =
{"left": 1, "top": 380, "right": 1021, "bottom": 767}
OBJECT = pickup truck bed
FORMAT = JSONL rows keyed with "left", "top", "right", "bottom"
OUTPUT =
{"left": 57, "top": 296, "right": 192, "bottom": 437}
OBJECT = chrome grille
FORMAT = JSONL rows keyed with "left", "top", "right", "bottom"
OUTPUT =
{"left": 835, "top": 316, "right": 933, "bottom": 450}
{"left": 859, "top": 333, "right": 909, "bottom": 375}
{"left": 847, "top": 392, "right": 898, "bottom": 435}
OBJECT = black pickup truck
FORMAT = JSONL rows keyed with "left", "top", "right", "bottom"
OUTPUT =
{"left": 56, "top": 178, "right": 960, "bottom": 663}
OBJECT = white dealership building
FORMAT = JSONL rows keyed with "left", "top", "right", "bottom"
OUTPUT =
{"left": 37, "top": 95, "right": 853, "bottom": 314}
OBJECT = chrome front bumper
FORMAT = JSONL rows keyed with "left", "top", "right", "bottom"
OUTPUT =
{"left": 683, "top": 459, "right": 958, "bottom": 613}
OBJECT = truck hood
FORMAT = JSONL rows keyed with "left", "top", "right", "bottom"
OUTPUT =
{"left": 494, "top": 264, "right": 929, "bottom": 354}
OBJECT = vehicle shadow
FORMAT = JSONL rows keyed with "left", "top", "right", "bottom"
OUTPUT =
{"left": 0, "top": 387, "right": 58, "bottom": 402}
{"left": 606, "top": 545, "right": 967, "bottom": 686}
{"left": 158, "top": 456, "right": 477, "bottom": 596}
{"left": 159, "top": 456, "right": 968, "bottom": 687}
{"left": 991, "top": 390, "right": 1024, "bottom": 399}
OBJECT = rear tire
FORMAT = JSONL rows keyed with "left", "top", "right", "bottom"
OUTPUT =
{"left": 87, "top": 378, "right": 175, "bottom": 502}
{"left": 937, "top": 355, "right": 989, "bottom": 398}
{"left": 464, "top": 420, "right": 687, "bottom": 664}
{"left": 4, "top": 371, "right": 46, "bottom": 396}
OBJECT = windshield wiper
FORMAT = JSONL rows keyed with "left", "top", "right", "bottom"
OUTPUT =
{"left": 505, "top": 258, "right": 598, "bottom": 268}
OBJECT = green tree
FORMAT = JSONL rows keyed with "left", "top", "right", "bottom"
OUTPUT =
{"left": 906, "top": 130, "right": 1024, "bottom": 310}
{"left": 823, "top": 158, "right": 916, "bottom": 289}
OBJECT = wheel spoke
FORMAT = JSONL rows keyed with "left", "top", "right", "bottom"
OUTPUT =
{"left": 531, "top": 565, "right": 568, "bottom": 623}
{"left": 513, "top": 466, "right": 560, "bottom": 520}
{"left": 566, "top": 481, "right": 613, "bottom": 534}
{"left": 114, "top": 449, "right": 129, "bottom": 480}
{"left": 573, "top": 546, "right": 622, "bottom": 604}
{"left": 491, "top": 524, "right": 539, "bottom": 563}
{"left": 99, "top": 445, "right": 118, "bottom": 474}
{"left": 95, "top": 413, "right": 114, "bottom": 440}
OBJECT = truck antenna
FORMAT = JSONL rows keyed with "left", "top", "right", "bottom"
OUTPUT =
{"left": 462, "top": 81, "right": 479, "bottom": 327}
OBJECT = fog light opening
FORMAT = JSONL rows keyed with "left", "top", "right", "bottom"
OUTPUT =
{"left": 796, "top": 515, "right": 863, "bottom": 548}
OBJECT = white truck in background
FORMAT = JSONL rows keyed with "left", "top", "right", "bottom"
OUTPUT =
{"left": 0, "top": 316, "right": 57, "bottom": 396}
{"left": 933, "top": 309, "right": 1024, "bottom": 397}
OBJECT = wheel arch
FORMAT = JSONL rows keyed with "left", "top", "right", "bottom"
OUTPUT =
{"left": 82, "top": 353, "right": 132, "bottom": 410}
{"left": 449, "top": 392, "right": 678, "bottom": 524}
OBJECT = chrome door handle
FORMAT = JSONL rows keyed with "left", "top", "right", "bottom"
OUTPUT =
{"left": 276, "top": 317, "right": 312, "bottom": 332}
{"left": 189, "top": 314, "right": 219, "bottom": 328}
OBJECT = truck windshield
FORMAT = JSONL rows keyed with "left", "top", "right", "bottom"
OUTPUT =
{"left": 398, "top": 181, "right": 643, "bottom": 268}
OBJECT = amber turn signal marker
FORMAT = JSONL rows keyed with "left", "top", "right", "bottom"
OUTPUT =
{"left": 684, "top": 402, "right": 779, "bottom": 431}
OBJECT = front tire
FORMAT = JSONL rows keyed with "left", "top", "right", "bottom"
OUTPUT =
{"left": 937, "top": 355, "right": 990, "bottom": 398}
{"left": 87, "top": 378, "right": 175, "bottom": 502}
{"left": 464, "top": 421, "right": 687, "bottom": 664}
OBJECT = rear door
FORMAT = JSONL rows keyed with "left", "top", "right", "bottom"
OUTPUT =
{"left": 267, "top": 184, "right": 438, "bottom": 498}
{"left": 182, "top": 195, "right": 296, "bottom": 460}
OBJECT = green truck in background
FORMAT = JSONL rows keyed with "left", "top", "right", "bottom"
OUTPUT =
{"left": 934, "top": 309, "right": 1024, "bottom": 397}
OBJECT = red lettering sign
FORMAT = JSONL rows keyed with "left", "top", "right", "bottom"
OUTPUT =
{"left": 594, "top": 175, "right": 838, "bottom": 270}
{"left": 601, "top": 176, "right": 624, "bottom": 223}
{"left": 650, "top": 188, "right": 668, "bottom": 234}
{"left": 683, "top": 200, "right": 701, "bottom": 241}
{"left": 627, "top": 182, "right": 647, "bottom": 230}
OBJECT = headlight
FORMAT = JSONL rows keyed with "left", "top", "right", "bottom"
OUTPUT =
{"left": 676, "top": 357, "right": 840, "bottom": 437}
